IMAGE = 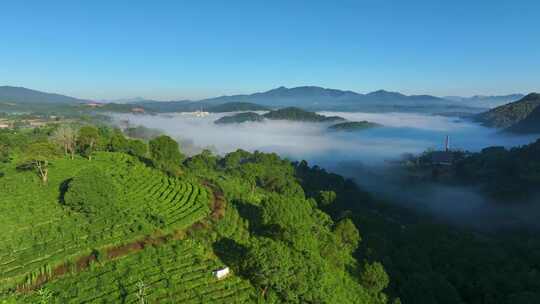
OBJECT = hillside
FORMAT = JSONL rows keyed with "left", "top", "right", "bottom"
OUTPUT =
{"left": 214, "top": 112, "right": 264, "bottom": 124}
{"left": 475, "top": 93, "right": 540, "bottom": 129}
{"left": 328, "top": 121, "right": 381, "bottom": 132}
{"left": 0, "top": 126, "right": 391, "bottom": 303}
{"left": 262, "top": 107, "right": 345, "bottom": 122}
{"left": 0, "top": 86, "right": 86, "bottom": 104}
{"left": 2, "top": 122, "right": 540, "bottom": 303}
{"left": 207, "top": 102, "right": 270, "bottom": 113}
{"left": 507, "top": 106, "right": 540, "bottom": 133}
{"left": 445, "top": 94, "right": 524, "bottom": 108}
{"left": 214, "top": 107, "right": 346, "bottom": 124}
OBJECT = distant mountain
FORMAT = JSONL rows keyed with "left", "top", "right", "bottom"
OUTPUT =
{"left": 444, "top": 94, "right": 524, "bottom": 108}
{"left": 207, "top": 102, "right": 270, "bottom": 113}
{"left": 0, "top": 86, "right": 87, "bottom": 104}
{"left": 201, "top": 86, "right": 455, "bottom": 111}
{"left": 0, "top": 85, "right": 492, "bottom": 114}
{"left": 475, "top": 93, "right": 540, "bottom": 129}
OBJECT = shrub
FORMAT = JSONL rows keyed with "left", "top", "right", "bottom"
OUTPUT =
{"left": 63, "top": 167, "right": 118, "bottom": 216}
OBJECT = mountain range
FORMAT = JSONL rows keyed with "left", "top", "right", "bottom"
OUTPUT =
{"left": 0, "top": 85, "right": 526, "bottom": 113}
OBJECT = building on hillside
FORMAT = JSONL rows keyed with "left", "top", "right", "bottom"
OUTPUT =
{"left": 85, "top": 102, "right": 103, "bottom": 108}
{"left": 213, "top": 267, "right": 230, "bottom": 280}
{"left": 0, "top": 123, "right": 10, "bottom": 129}
{"left": 131, "top": 107, "right": 145, "bottom": 114}
{"left": 431, "top": 135, "right": 454, "bottom": 165}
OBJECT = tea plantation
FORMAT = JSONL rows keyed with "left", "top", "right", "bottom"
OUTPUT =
{"left": 0, "top": 152, "right": 211, "bottom": 293}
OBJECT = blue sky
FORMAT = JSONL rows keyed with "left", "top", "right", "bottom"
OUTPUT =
{"left": 0, "top": 0, "right": 538, "bottom": 100}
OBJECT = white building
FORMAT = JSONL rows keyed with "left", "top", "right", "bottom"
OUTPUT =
{"left": 213, "top": 267, "right": 230, "bottom": 280}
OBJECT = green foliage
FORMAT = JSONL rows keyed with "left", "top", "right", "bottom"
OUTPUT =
{"left": 63, "top": 167, "right": 119, "bottom": 216}
{"left": 360, "top": 261, "right": 390, "bottom": 295}
{"left": 149, "top": 135, "right": 184, "bottom": 175}
{"left": 334, "top": 218, "right": 361, "bottom": 253}
{"left": 109, "top": 129, "right": 147, "bottom": 157}
{"left": 0, "top": 144, "right": 9, "bottom": 163}
{"left": 18, "top": 141, "right": 59, "bottom": 183}
{"left": 317, "top": 190, "right": 337, "bottom": 207}
{"left": 328, "top": 121, "right": 381, "bottom": 131}
{"left": 242, "top": 237, "right": 328, "bottom": 303}
{"left": 77, "top": 125, "right": 99, "bottom": 159}
{"left": 214, "top": 112, "right": 264, "bottom": 124}
{"left": 454, "top": 139, "right": 540, "bottom": 199}
{"left": 0, "top": 151, "right": 210, "bottom": 293}
{"left": 263, "top": 107, "right": 345, "bottom": 122}
{"left": 19, "top": 240, "right": 255, "bottom": 303}
{"left": 126, "top": 139, "right": 147, "bottom": 158}
{"left": 37, "top": 288, "right": 53, "bottom": 304}
{"left": 109, "top": 130, "right": 129, "bottom": 152}
{"left": 207, "top": 102, "right": 270, "bottom": 113}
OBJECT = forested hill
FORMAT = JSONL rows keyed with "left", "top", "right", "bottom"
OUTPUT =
{"left": 206, "top": 102, "right": 270, "bottom": 113}
{"left": 507, "top": 105, "right": 540, "bottom": 133}
{"left": 2, "top": 122, "right": 540, "bottom": 303}
{"left": 214, "top": 107, "right": 347, "bottom": 124}
{"left": 262, "top": 107, "right": 345, "bottom": 122}
{"left": 0, "top": 86, "right": 86, "bottom": 104}
{"left": 453, "top": 138, "right": 540, "bottom": 199}
{"left": 475, "top": 93, "right": 540, "bottom": 130}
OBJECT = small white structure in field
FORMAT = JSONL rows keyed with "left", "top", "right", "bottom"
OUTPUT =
{"left": 213, "top": 267, "right": 230, "bottom": 280}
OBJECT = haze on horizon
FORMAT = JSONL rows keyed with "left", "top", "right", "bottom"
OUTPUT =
{"left": 1, "top": 0, "right": 539, "bottom": 100}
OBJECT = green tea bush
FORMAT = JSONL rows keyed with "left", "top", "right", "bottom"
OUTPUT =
{"left": 63, "top": 167, "right": 118, "bottom": 216}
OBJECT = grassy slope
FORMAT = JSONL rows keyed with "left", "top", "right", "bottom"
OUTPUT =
{"left": 0, "top": 152, "right": 210, "bottom": 292}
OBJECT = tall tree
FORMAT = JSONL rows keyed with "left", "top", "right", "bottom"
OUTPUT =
{"left": 77, "top": 126, "right": 99, "bottom": 160}
{"left": 148, "top": 135, "right": 184, "bottom": 174}
{"left": 51, "top": 125, "right": 77, "bottom": 159}
{"left": 18, "top": 142, "right": 58, "bottom": 184}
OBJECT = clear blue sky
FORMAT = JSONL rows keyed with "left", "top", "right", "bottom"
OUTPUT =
{"left": 0, "top": 0, "right": 538, "bottom": 100}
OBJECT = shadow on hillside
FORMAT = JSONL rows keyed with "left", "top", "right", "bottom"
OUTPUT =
{"left": 212, "top": 237, "right": 248, "bottom": 271}
{"left": 231, "top": 200, "right": 263, "bottom": 234}
{"left": 58, "top": 178, "right": 73, "bottom": 205}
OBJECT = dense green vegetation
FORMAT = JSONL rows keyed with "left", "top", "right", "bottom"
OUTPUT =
{"left": 207, "top": 102, "right": 270, "bottom": 113}
{"left": 214, "top": 112, "right": 265, "bottom": 124}
{"left": 214, "top": 107, "right": 347, "bottom": 124}
{"left": 452, "top": 139, "right": 540, "bottom": 200}
{"left": 2, "top": 120, "right": 540, "bottom": 303}
{"left": 262, "top": 107, "right": 345, "bottom": 122}
{"left": 507, "top": 105, "right": 540, "bottom": 133}
{"left": 476, "top": 93, "right": 540, "bottom": 130}
{"left": 0, "top": 126, "right": 211, "bottom": 298}
{"left": 328, "top": 121, "right": 381, "bottom": 132}
{"left": 294, "top": 161, "right": 540, "bottom": 304}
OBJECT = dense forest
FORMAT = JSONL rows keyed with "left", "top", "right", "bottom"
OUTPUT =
{"left": 1, "top": 120, "right": 540, "bottom": 303}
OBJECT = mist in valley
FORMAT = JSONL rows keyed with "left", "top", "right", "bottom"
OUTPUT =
{"left": 112, "top": 111, "right": 540, "bottom": 230}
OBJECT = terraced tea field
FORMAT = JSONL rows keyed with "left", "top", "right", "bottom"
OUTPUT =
{"left": 0, "top": 152, "right": 211, "bottom": 292}
{"left": 17, "top": 239, "right": 255, "bottom": 303}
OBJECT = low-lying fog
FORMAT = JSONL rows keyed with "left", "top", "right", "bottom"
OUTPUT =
{"left": 112, "top": 111, "right": 540, "bottom": 230}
